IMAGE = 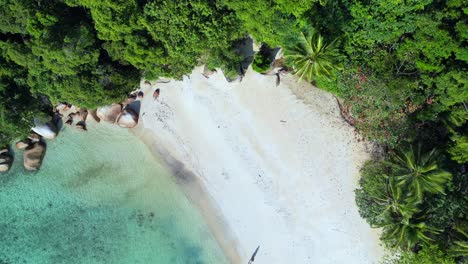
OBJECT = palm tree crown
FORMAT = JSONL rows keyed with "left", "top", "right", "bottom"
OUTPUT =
{"left": 390, "top": 145, "right": 452, "bottom": 201}
{"left": 284, "top": 29, "right": 341, "bottom": 82}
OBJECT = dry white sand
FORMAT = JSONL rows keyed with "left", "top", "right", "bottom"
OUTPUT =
{"left": 136, "top": 67, "right": 383, "bottom": 264}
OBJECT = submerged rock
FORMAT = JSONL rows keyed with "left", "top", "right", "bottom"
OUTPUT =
{"left": 32, "top": 118, "right": 57, "bottom": 139}
{"left": 0, "top": 163, "right": 9, "bottom": 173}
{"left": 96, "top": 104, "right": 122, "bottom": 123}
{"left": 0, "top": 148, "right": 12, "bottom": 173}
{"left": 117, "top": 108, "right": 139, "bottom": 128}
{"left": 23, "top": 142, "right": 46, "bottom": 171}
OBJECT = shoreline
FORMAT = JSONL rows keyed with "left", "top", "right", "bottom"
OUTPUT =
{"left": 132, "top": 125, "right": 243, "bottom": 263}
{"left": 136, "top": 66, "right": 383, "bottom": 263}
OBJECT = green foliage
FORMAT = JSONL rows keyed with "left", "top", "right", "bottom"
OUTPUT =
{"left": 396, "top": 245, "right": 456, "bottom": 264}
{"left": 220, "top": 0, "right": 318, "bottom": 46}
{"left": 72, "top": 0, "right": 244, "bottom": 79}
{"left": 329, "top": 0, "right": 468, "bottom": 145}
{"left": 284, "top": 29, "right": 342, "bottom": 82}
{"left": 355, "top": 145, "right": 464, "bottom": 253}
{"left": 356, "top": 158, "right": 443, "bottom": 250}
{"left": 0, "top": 59, "right": 49, "bottom": 145}
{"left": 314, "top": 69, "right": 341, "bottom": 96}
{"left": 252, "top": 45, "right": 273, "bottom": 73}
{"left": 390, "top": 145, "right": 452, "bottom": 200}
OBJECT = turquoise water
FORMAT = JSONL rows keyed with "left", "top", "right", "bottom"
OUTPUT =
{"left": 0, "top": 123, "right": 227, "bottom": 264}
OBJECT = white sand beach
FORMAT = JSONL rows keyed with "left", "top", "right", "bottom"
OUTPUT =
{"left": 136, "top": 67, "right": 383, "bottom": 264}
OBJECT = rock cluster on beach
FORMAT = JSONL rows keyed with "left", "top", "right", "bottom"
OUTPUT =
{"left": 96, "top": 92, "right": 141, "bottom": 128}
{"left": 0, "top": 91, "right": 143, "bottom": 173}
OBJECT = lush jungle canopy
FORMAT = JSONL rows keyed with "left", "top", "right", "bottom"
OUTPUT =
{"left": 0, "top": 0, "right": 466, "bottom": 262}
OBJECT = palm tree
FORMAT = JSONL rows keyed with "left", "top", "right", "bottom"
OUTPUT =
{"left": 390, "top": 144, "right": 452, "bottom": 201}
{"left": 449, "top": 241, "right": 468, "bottom": 257}
{"left": 381, "top": 217, "right": 440, "bottom": 250}
{"left": 448, "top": 222, "right": 468, "bottom": 257}
{"left": 368, "top": 177, "right": 421, "bottom": 226}
{"left": 284, "top": 29, "right": 342, "bottom": 82}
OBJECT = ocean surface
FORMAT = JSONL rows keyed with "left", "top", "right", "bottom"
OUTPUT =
{"left": 0, "top": 122, "right": 227, "bottom": 264}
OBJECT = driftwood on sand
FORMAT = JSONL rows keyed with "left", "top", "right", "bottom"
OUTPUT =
{"left": 335, "top": 96, "right": 357, "bottom": 126}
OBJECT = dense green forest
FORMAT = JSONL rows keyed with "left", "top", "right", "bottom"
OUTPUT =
{"left": 0, "top": 0, "right": 466, "bottom": 262}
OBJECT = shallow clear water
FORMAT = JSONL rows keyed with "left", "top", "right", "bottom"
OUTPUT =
{"left": 0, "top": 122, "right": 226, "bottom": 264}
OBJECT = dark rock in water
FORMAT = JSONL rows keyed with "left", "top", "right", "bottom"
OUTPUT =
{"left": 15, "top": 140, "right": 30, "bottom": 150}
{"left": 116, "top": 108, "right": 139, "bottom": 128}
{"left": 23, "top": 142, "right": 46, "bottom": 171}
{"left": 96, "top": 104, "right": 122, "bottom": 123}
{"left": 28, "top": 133, "right": 41, "bottom": 142}
{"left": 65, "top": 115, "right": 73, "bottom": 125}
{"left": 76, "top": 121, "right": 87, "bottom": 131}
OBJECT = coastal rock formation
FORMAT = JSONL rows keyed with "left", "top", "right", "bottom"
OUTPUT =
{"left": 96, "top": 104, "right": 122, "bottom": 123}
{"left": 76, "top": 108, "right": 88, "bottom": 122}
{"left": 28, "top": 133, "right": 41, "bottom": 142}
{"left": 32, "top": 118, "right": 57, "bottom": 139}
{"left": 89, "top": 109, "right": 100, "bottom": 123}
{"left": 0, "top": 149, "right": 12, "bottom": 173}
{"left": 137, "top": 91, "right": 144, "bottom": 99}
{"left": 15, "top": 140, "right": 30, "bottom": 150}
{"left": 76, "top": 121, "right": 87, "bottom": 131}
{"left": 123, "top": 96, "right": 136, "bottom": 106}
{"left": 65, "top": 115, "right": 73, "bottom": 125}
{"left": 0, "top": 163, "right": 9, "bottom": 172}
{"left": 117, "top": 108, "right": 139, "bottom": 128}
{"left": 23, "top": 142, "right": 46, "bottom": 171}
{"left": 65, "top": 116, "right": 73, "bottom": 125}
{"left": 56, "top": 103, "right": 70, "bottom": 112}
